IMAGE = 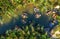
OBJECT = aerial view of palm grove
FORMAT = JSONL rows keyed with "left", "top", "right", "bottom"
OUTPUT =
{"left": 0, "top": 0, "right": 60, "bottom": 39}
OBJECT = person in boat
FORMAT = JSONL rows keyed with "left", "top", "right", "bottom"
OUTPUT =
{"left": 20, "top": 12, "right": 29, "bottom": 26}
{"left": 48, "top": 10, "right": 58, "bottom": 32}
{"left": 48, "top": 9, "right": 58, "bottom": 30}
{"left": 32, "top": 12, "right": 41, "bottom": 27}
{"left": 43, "top": 10, "right": 58, "bottom": 32}
{"left": 15, "top": 12, "right": 28, "bottom": 28}
{"left": 19, "top": 12, "right": 34, "bottom": 29}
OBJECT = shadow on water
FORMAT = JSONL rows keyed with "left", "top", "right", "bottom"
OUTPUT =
{"left": 0, "top": 18, "right": 16, "bottom": 34}
{"left": 0, "top": 13, "right": 58, "bottom": 34}
{"left": 39, "top": 14, "right": 50, "bottom": 27}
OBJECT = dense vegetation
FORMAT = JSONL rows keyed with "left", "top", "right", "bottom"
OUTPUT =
{"left": 0, "top": 25, "right": 51, "bottom": 39}
{"left": 0, "top": 0, "right": 60, "bottom": 39}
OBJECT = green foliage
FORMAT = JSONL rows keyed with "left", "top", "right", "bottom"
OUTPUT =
{"left": 0, "top": 25, "right": 51, "bottom": 39}
{"left": 0, "top": 0, "right": 60, "bottom": 39}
